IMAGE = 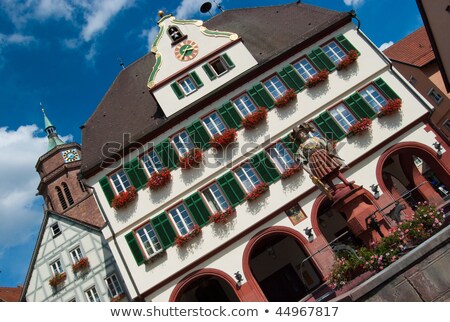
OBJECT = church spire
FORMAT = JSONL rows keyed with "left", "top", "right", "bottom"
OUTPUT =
{"left": 41, "top": 102, "right": 65, "bottom": 151}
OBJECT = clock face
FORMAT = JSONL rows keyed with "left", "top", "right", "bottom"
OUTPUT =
{"left": 62, "top": 149, "right": 80, "bottom": 163}
{"left": 175, "top": 40, "right": 199, "bottom": 61}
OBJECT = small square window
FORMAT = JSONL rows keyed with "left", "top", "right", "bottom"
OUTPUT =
{"left": 428, "top": 88, "right": 443, "bottom": 105}
{"left": 234, "top": 163, "right": 262, "bottom": 193}
{"left": 172, "top": 130, "right": 195, "bottom": 156}
{"left": 232, "top": 94, "right": 257, "bottom": 118}
{"left": 210, "top": 58, "right": 228, "bottom": 76}
{"left": 168, "top": 203, "right": 195, "bottom": 236}
{"left": 105, "top": 274, "right": 124, "bottom": 298}
{"left": 141, "top": 150, "right": 163, "bottom": 176}
{"left": 70, "top": 247, "right": 83, "bottom": 264}
{"left": 85, "top": 286, "right": 101, "bottom": 302}
{"left": 178, "top": 76, "right": 197, "bottom": 95}
{"left": 444, "top": 120, "right": 450, "bottom": 132}
{"left": 202, "top": 112, "right": 227, "bottom": 137}
{"left": 329, "top": 104, "right": 357, "bottom": 132}
{"left": 136, "top": 223, "right": 162, "bottom": 257}
{"left": 308, "top": 122, "right": 323, "bottom": 138}
{"left": 51, "top": 223, "right": 61, "bottom": 238}
{"left": 263, "top": 75, "right": 287, "bottom": 100}
{"left": 202, "top": 183, "right": 230, "bottom": 214}
{"left": 408, "top": 75, "right": 417, "bottom": 85}
{"left": 322, "top": 41, "right": 346, "bottom": 65}
{"left": 267, "top": 143, "right": 296, "bottom": 173}
{"left": 359, "top": 85, "right": 388, "bottom": 113}
{"left": 110, "top": 170, "right": 131, "bottom": 194}
{"left": 50, "top": 259, "right": 64, "bottom": 276}
{"left": 293, "top": 58, "right": 318, "bottom": 81}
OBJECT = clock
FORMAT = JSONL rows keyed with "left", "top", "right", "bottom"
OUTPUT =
{"left": 175, "top": 40, "right": 199, "bottom": 61}
{"left": 62, "top": 149, "right": 80, "bottom": 163}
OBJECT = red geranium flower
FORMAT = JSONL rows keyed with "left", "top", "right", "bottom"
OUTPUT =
{"left": 210, "top": 128, "right": 237, "bottom": 149}
{"left": 112, "top": 187, "right": 137, "bottom": 210}
{"left": 175, "top": 226, "right": 202, "bottom": 247}
{"left": 179, "top": 148, "right": 204, "bottom": 169}
{"left": 336, "top": 50, "right": 359, "bottom": 70}
{"left": 274, "top": 89, "right": 297, "bottom": 108}
{"left": 241, "top": 107, "right": 268, "bottom": 129}
{"left": 245, "top": 182, "right": 269, "bottom": 201}
{"left": 378, "top": 99, "right": 402, "bottom": 117}
{"left": 348, "top": 118, "right": 372, "bottom": 135}
{"left": 305, "top": 70, "right": 329, "bottom": 88}
{"left": 209, "top": 207, "right": 236, "bottom": 224}
{"left": 147, "top": 168, "right": 172, "bottom": 190}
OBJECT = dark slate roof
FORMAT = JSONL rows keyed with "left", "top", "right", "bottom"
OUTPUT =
{"left": 81, "top": 2, "right": 349, "bottom": 176}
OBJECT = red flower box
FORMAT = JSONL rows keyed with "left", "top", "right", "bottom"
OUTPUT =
{"left": 378, "top": 99, "right": 402, "bottom": 117}
{"left": 245, "top": 182, "right": 269, "bottom": 201}
{"left": 72, "top": 257, "right": 90, "bottom": 273}
{"left": 348, "top": 117, "right": 372, "bottom": 135}
{"left": 179, "top": 148, "right": 203, "bottom": 169}
{"left": 111, "top": 293, "right": 126, "bottom": 302}
{"left": 305, "top": 70, "right": 329, "bottom": 88}
{"left": 175, "top": 226, "right": 202, "bottom": 247}
{"left": 336, "top": 50, "right": 359, "bottom": 70}
{"left": 209, "top": 207, "right": 236, "bottom": 224}
{"left": 147, "top": 168, "right": 172, "bottom": 190}
{"left": 241, "top": 107, "right": 268, "bottom": 129}
{"left": 49, "top": 272, "right": 67, "bottom": 287}
{"left": 281, "top": 164, "right": 301, "bottom": 179}
{"left": 210, "top": 128, "right": 237, "bottom": 149}
{"left": 274, "top": 89, "right": 297, "bottom": 108}
{"left": 112, "top": 187, "right": 137, "bottom": 210}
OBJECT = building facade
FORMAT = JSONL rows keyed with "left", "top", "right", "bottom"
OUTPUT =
{"left": 80, "top": 2, "right": 450, "bottom": 302}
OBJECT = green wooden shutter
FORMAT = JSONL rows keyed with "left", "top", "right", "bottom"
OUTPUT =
{"left": 202, "top": 63, "right": 216, "bottom": 80}
{"left": 374, "top": 78, "right": 400, "bottom": 100}
{"left": 344, "top": 93, "right": 377, "bottom": 119}
{"left": 217, "top": 172, "right": 245, "bottom": 207}
{"left": 254, "top": 83, "right": 275, "bottom": 109}
{"left": 314, "top": 111, "right": 346, "bottom": 141}
{"left": 154, "top": 139, "right": 178, "bottom": 170}
{"left": 251, "top": 151, "right": 281, "bottom": 183}
{"left": 125, "top": 232, "right": 145, "bottom": 266}
{"left": 309, "top": 48, "right": 335, "bottom": 72}
{"left": 336, "top": 34, "right": 359, "bottom": 54}
{"left": 99, "top": 176, "right": 115, "bottom": 206}
{"left": 248, "top": 87, "right": 266, "bottom": 108}
{"left": 187, "top": 120, "right": 211, "bottom": 150}
{"left": 221, "top": 53, "right": 235, "bottom": 69}
{"left": 151, "top": 213, "right": 176, "bottom": 249}
{"left": 124, "top": 158, "right": 148, "bottom": 190}
{"left": 218, "top": 102, "right": 242, "bottom": 129}
{"left": 190, "top": 71, "right": 204, "bottom": 88}
{"left": 170, "top": 82, "right": 184, "bottom": 99}
{"left": 282, "top": 134, "right": 299, "bottom": 155}
{"left": 185, "top": 193, "right": 211, "bottom": 227}
{"left": 278, "top": 70, "right": 299, "bottom": 93}
{"left": 285, "top": 65, "right": 305, "bottom": 91}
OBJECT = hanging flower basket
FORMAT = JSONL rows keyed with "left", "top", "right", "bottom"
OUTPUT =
{"left": 336, "top": 50, "right": 359, "bottom": 70}
{"left": 111, "top": 293, "right": 126, "bottom": 302}
{"left": 245, "top": 182, "right": 270, "bottom": 201}
{"left": 241, "top": 107, "right": 268, "bottom": 129}
{"left": 49, "top": 272, "right": 67, "bottom": 288}
{"left": 378, "top": 99, "right": 402, "bottom": 117}
{"left": 112, "top": 187, "right": 137, "bottom": 210}
{"left": 147, "top": 168, "right": 172, "bottom": 190}
{"left": 179, "top": 148, "right": 204, "bottom": 169}
{"left": 72, "top": 257, "right": 90, "bottom": 273}
{"left": 175, "top": 226, "right": 202, "bottom": 247}
{"left": 281, "top": 164, "right": 302, "bottom": 179}
{"left": 305, "top": 70, "right": 329, "bottom": 88}
{"left": 210, "top": 128, "right": 237, "bottom": 149}
{"left": 348, "top": 118, "right": 372, "bottom": 135}
{"left": 274, "top": 89, "right": 297, "bottom": 108}
{"left": 209, "top": 207, "right": 236, "bottom": 224}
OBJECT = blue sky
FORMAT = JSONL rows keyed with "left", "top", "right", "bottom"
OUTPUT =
{"left": 0, "top": 0, "right": 423, "bottom": 288}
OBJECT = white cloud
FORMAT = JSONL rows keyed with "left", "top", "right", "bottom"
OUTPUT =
{"left": 0, "top": 33, "right": 36, "bottom": 47}
{"left": 0, "top": 125, "right": 72, "bottom": 254}
{"left": 379, "top": 41, "right": 394, "bottom": 52}
{"left": 34, "top": 0, "right": 73, "bottom": 20}
{"left": 174, "top": 0, "right": 222, "bottom": 19}
{"left": 85, "top": 43, "right": 97, "bottom": 62}
{"left": 142, "top": 26, "right": 159, "bottom": 52}
{"left": 343, "top": 0, "right": 364, "bottom": 7}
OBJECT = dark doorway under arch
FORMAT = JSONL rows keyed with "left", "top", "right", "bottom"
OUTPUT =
{"left": 176, "top": 275, "right": 239, "bottom": 302}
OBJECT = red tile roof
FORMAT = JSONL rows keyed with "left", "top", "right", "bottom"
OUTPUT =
{"left": 0, "top": 286, "right": 22, "bottom": 302}
{"left": 384, "top": 27, "right": 435, "bottom": 67}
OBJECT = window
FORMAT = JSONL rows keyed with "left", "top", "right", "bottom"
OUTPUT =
{"left": 428, "top": 88, "right": 443, "bottom": 104}
{"left": 322, "top": 41, "right": 346, "bottom": 65}
{"left": 202, "top": 112, "right": 227, "bottom": 137}
{"left": 141, "top": 150, "right": 163, "bottom": 176}
{"left": 308, "top": 122, "right": 323, "bottom": 138}
{"left": 70, "top": 247, "right": 83, "bottom": 264}
{"left": 233, "top": 94, "right": 257, "bottom": 117}
{"left": 210, "top": 57, "right": 228, "bottom": 76}
{"left": 85, "top": 286, "right": 101, "bottom": 302}
{"left": 110, "top": 169, "right": 131, "bottom": 194}
{"left": 359, "top": 85, "right": 388, "bottom": 113}
{"left": 168, "top": 203, "right": 195, "bottom": 236}
{"left": 62, "top": 182, "right": 74, "bottom": 206}
{"left": 50, "top": 259, "right": 64, "bottom": 276}
{"left": 105, "top": 274, "right": 123, "bottom": 298}
{"left": 69, "top": 298, "right": 76, "bottom": 302}
{"left": 444, "top": 120, "right": 450, "bottom": 132}
{"left": 78, "top": 179, "right": 86, "bottom": 192}
{"left": 330, "top": 104, "right": 357, "bottom": 132}
{"left": 413, "top": 156, "right": 423, "bottom": 167}
{"left": 408, "top": 75, "right": 417, "bottom": 85}
{"left": 168, "top": 26, "right": 183, "bottom": 42}
{"left": 51, "top": 223, "right": 61, "bottom": 238}
{"left": 267, "top": 143, "right": 296, "bottom": 173}
{"left": 263, "top": 75, "right": 287, "bottom": 100}
{"left": 178, "top": 76, "right": 197, "bottom": 95}
{"left": 234, "top": 163, "right": 262, "bottom": 193}
{"left": 293, "top": 58, "right": 318, "bottom": 80}
{"left": 56, "top": 186, "right": 67, "bottom": 210}
{"left": 172, "top": 130, "right": 195, "bottom": 156}
{"left": 202, "top": 183, "right": 230, "bottom": 213}
{"left": 136, "top": 223, "right": 162, "bottom": 257}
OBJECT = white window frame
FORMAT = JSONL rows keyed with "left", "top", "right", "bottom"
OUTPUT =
{"left": 85, "top": 286, "right": 101, "bottom": 302}
{"left": 209, "top": 57, "right": 229, "bottom": 77}
{"left": 293, "top": 58, "right": 318, "bottom": 81}
{"left": 168, "top": 203, "right": 195, "bottom": 236}
{"left": 322, "top": 41, "right": 346, "bottom": 65}
{"left": 136, "top": 223, "right": 163, "bottom": 258}
{"left": 172, "top": 130, "right": 195, "bottom": 156}
{"left": 110, "top": 169, "right": 131, "bottom": 194}
{"left": 178, "top": 76, "right": 197, "bottom": 95}
{"left": 329, "top": 104, "right": 357, "bottom": 132}
{"left": 263, "top": 75, "right": 287, "bottom": 100}
{"left": 233, "top": 94, "right": 257, "bottom": 118}
{"left": 359, "top": 85, "right": 388, "bottom": 113}
{"left": 308, "top": 122, "right": 323, "bottom": 138}
{"left": 202, "top": 183, "right": 230, "bottom": 214}
{"left": 267, "top": 143, "right": 296, "bottom": 173}
{"left": 70, "top": 247, "right": 83, "bottom": 264}
{"left": 50, "top": 259, "right": 64, "bottom": 276}
{"left": 141, "top": 150, "right": 163, "bottom": 176}
{"left": 51, "top": 223, "right": 61, "bottom": 238}
{"left": 428, "top": 88, "right": 443, "bottom": 105}
{"left": 234, "top": 163, "right": 262, "bottom": 193}
{"left": 105, "top": 274, "right": 123, "bottom": 298}
{"left": 202, "top": 112, "right": 227, "bottom": 137}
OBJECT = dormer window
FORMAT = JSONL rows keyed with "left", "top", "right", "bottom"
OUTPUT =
{"left": 168, "top": 26, "right": 184, "bottom": 43}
